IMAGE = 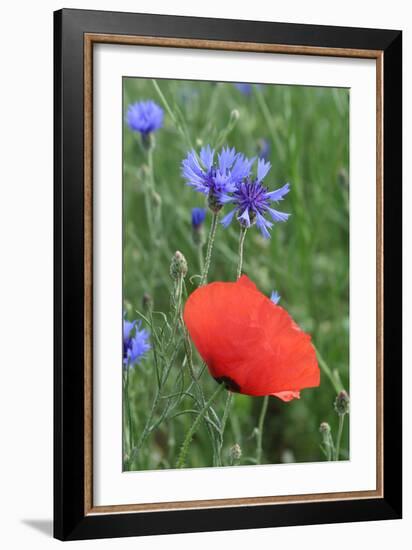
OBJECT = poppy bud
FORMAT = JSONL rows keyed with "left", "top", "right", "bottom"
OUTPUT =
{"left": 170, "top": 251, "right": 188, "bottom": 280}
{"left": 334, "top": 391, "right": 350, "bottom": 416}
{"left": 230, "top": 443, "right": 242, "bottom": 461}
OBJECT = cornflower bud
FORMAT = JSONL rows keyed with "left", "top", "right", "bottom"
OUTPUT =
{"left": 230, "top": 443, "right": 242, "bottom": 461}
{"left": 334, "top": 391, "right": 350, "bottom": 416}
{"left": 170, "top": 251, "right": 188, "bottom": 280}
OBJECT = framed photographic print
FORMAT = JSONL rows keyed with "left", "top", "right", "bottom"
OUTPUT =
{"left": 54, "top": 8, "right": 402, "bottom": 541}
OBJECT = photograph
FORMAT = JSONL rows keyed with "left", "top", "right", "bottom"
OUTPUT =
{"left": 122, "top": 77, "right": 350, "bottom": 472}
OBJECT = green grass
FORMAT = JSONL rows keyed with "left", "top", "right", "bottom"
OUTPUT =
{"left": 123, "top": 78, "right": 349, "bottom": 470}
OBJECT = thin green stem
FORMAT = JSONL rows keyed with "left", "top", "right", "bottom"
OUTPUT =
{"left": 143, "top": 153, "right": 155, "bottom": 243}
{"left": 200, "top": 212, "right": 218, "bottom": 286}
{"left": 124, "top": 368, "right": 134, "bottom": 456}
{"left": 314, "top": 346, "right": 343, "bottom": 394}
{"left": 176, "top": 383, "right": 225, "bottom": 468}
{"left": 237, "top": 226, "right": 247, "bottom": 279}
{"left": 197, "top": 244, "right": 204, "bottom": 274}
{"left": 335, "top": 414, "right": 345, "bottom": 461}
{"left": 218, "top": 392, "right": 233, "bottom": 465}
{"left": 255, "top": 88, "right": 285, "bottom": 162}
{"left": 177, "top": 275, "right": 221, "bottom": 463}
{"left": 151, "top": 79, "right": 192, "bottom": 148}
{"left": 256, "top": 395, "right": 269, "bottom": 465}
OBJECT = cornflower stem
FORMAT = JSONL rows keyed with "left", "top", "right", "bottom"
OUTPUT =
{"left": 200, "top": 212, "right": 219, "bottom": 286}
{"left": 197, "top": 244, "right": 205, "bottom": 274}
{"left": 256, "top": 395, "right": 269, "bottom": 464}
{"left": 334, "top": 414, "right": 346, "bottom": 461}
{"left": 176, "top": 383, "right": 225, "bottom": 468}
{"left": 237, "top": 226, "right": 248, "bottom": 279}
{"left": 143, "top": 146, "right": 156, "bottom": 244}
{"left": 124, "top": 367, "right": 134, "bottom": 455}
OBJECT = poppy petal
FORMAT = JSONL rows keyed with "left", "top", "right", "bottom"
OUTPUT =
{"left": 183, "top": 276, "right": 320, "bottom": 397}
{"left": 272, "top": 391, "right": 300, "bottom": 402}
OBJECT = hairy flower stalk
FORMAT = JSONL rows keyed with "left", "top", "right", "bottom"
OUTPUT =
{"left": 217, "top": 390, "right": 234, "bottom": 466}
{"left": 200, "top": 212, "right": 218, "bottom": 285}
{"left": 191, "top": 208, "right": 206, "bottom": 273}
{"left": 170, "top": 251, "right": 222, "bottom": 465}
{"left": 176, "top": 383, "right": 225, "bottom": 468}
{"left": 236, "top": 226, "right": 248, "bottom": 279}
{"left": 256, "top": 395, "right": 269, "bottom": 464}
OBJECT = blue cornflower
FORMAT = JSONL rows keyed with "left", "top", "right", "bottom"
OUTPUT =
{"left": 257, "top": 138, "right": 271, "bottom": 162}
{"left": 234, "top": 83, "right": 262, "bottom": 96}
{"left": 182, "top": 145, "right": 254, "bottom": 212}
{"left": 270, "top": 290, "right": 281, "bottom": 304}
{"left": 191, "top": 207, "right": 206, "bottom": 229}
{"left": 126, "top": 100, "right": 164, "bottom": 135}
{"left": 221, "top": 158, "right": 290, "bottom": 239}
{"left": 123, "top": 317, "right": 151, "bottom": 368}
{"left": 234, "top": 83, "right": 253, "bottom": 95}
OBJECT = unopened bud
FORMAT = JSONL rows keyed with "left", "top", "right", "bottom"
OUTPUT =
{"left": 230, "top": 443, "right": 242, "bottom": 461}
{"left": 319, "top": 422, "right": 331, "bottom": 435}
{"left": 142, "top": 292, "right": 153, "bottom": 312}
{"left": 334, "top": 391, "right": 350, "bottom": 416}
{"left": 170, "top": 251, "right": 188, "bottom": 280}
{"left": 230, "top": 109, "right": 240, "bottom": 122}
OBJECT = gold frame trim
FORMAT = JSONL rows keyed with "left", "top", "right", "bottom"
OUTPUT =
{"left": 84, "top": 33, "right": 384, "bottom": 515}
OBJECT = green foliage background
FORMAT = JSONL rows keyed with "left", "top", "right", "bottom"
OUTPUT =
{"left": 123, "top": 78, "right": 349, "bottom": 470}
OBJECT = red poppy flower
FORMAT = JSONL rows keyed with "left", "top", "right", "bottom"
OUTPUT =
{"left": 183, "top": 275, "right": 320, "bottom": 401}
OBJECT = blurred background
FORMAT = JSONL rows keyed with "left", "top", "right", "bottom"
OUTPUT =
{"left": 123, "top": 78, "right": 349, "bottom": 470}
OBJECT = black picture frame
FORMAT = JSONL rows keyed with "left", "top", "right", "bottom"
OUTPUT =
{"left": 54, "top": 8, "right": 402, "bottom": 541}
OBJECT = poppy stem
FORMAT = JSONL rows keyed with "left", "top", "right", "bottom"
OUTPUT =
{"left": 200, "top": 212, "right": 219, "bottom": 286}
{"left": 176, "top": 383, "right": 225, "bottom": 468}
{"left": 256, "top": 395, "right": 269, "bottom": 464}
{"left": 218, "top": 391, "right": 233, "bottom": 465}
{"left": 237, "top": 226, "right": 248, "bottom": 279}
